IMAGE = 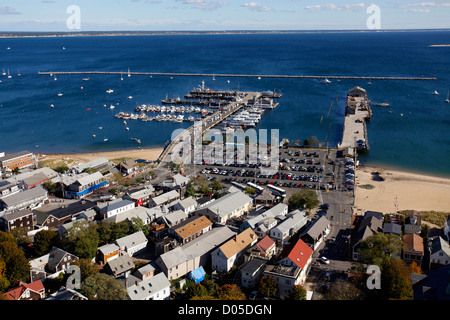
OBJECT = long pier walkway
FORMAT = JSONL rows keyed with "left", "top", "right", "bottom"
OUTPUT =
{"left": 37, "top": 71, "right": 438, "bottom": 81}
{"left": 154, "top": 91, "right": 262, "bottom": 176}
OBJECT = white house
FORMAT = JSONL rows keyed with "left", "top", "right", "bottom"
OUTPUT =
{"left": 430, "top": 236, "right": 450, "bottom": 266}
{"left": 115, "top": 230, "right": 148, "bottom": 257}
{"left": 269, "top": 210, "right": 308, "bottom": 241}
{"left": 127, "top": 272, "right": 171, "bottom": 300}
{"left": 195, "top": 190, "right": 253, "bottom": 224}
{"left": 97, "top": 199, "right": 135, "bottom": 219}
{"left": 168, "top": 197, "right": 197, "bottom": 215}
{"left": 211, "top": 228, "right": 258, "bottom": 273}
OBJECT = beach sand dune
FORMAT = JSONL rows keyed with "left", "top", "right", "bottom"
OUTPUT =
{"left": 355, "top": 166, "right": 450, "bottom": 214}
{"left": 38, "top": 147, "right": 164, "bottom": 165}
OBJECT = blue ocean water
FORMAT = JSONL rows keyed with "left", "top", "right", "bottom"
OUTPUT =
{"left": 0, "top": 31, "right": 450, "bottom": 176}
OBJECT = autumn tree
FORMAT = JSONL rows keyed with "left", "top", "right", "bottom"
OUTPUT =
{"left": 287, "top": 284, "right": 307, "bottom": 300}
{"left": 215, "top": 284, "right": 246, "bottom": 300}
{"left": 0, "top": 235, "right": 30, "bottom": 284}
{"left": 258, "top": 276, "right": 278, "bottom": 298}
{"left": 380, "top": 259, "right": 413, "bottom": 300}
{"left": 409, "top": 261, "right": 422, "bottom": 275}
{"left": 324, "top": 279, "right": 364, "bottom": 300}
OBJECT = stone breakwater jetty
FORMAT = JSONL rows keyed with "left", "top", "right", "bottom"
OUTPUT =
{"left": 37, "top": 71, "right": 438, "bottom": 81}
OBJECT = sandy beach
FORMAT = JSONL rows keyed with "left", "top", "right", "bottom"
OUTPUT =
{"left": 354, "top": 166, "right": 450, "bottom": 214}
{"left": 37, "top": 147, "right": 164, "bottom": 165}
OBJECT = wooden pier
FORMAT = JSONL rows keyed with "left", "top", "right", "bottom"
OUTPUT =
{"left": 340, "top": 86, "right": 372, "bottom": 152}
{"left": 37, "top": 71, "right": 438, "bottom": 81}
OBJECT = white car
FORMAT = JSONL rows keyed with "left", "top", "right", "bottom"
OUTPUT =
{"left": 321, "top": 256, "right": 330, "bottom": 264}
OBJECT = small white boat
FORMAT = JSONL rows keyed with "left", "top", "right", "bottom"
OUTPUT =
{"left": 99, "top": 127, "right": 103, "bottom": 130}
{"left": 128, "top": 68, "right": 131, "bottom": 78}
{"left": 7, "top": 70, "right": 11, "bottom": 79}
{"left": 106, "top": 89, "right": 114, "bottom": 94}
{"left": 445, "top": 90, "right": 449, "bottom": 103}
{"left": 433, "top": 90, "right": 439, "bottom": 96}
{"left": 126, "top": 127, "right": 130, "bottom": 131}
{"left": 321, "top": 78, "right": 331, "bottom": 84}
{"left": 110, "top": 105, "right": 115, "bottom": 109}
{"left": 57, "top": 93, "right": 63, "bottom": 96}
{"left": 50, "top": 104, "right": 54, "bottom": 108}
{"left": 103, "top": 138, "right": 108, "bottom": 142}
{"left": 128, "top": 96, "right": 133, "bottom": 99}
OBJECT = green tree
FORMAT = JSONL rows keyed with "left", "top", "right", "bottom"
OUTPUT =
{"left": 186, "top": 283, "right": 209, "bottom": 299}
{"left": 185, "top": 184, "right": 196, "bottom": 198}
{"left": 130, "top": 217, "right": 149, "bottom": 236}
{"left": 81, "top": 273, "right": 127, "bottom": 300}
{"left": 72, "top": 258, "right": 99, "bottom": 282}
{"left": 211, "top": 179, "right": 223, "bottom": 192}
{"left": 287, "top": 284, "right": 307, "bottom": 300}
{"left": 288, "top": 189, "right": 320, "bottom": 212}
{"left": 33, "top": 230, "right": 59, "bottom": 256}
{"left": 0, "top": 256, "right": 10, "bottom": 292}
{"left": 43, "top": 181, "right": 57, "bottom": 196}
{"left": 61, "top": 220, "right": 99, "bottom": 260}
{"left": 358, "top": 232, "right": 403, "bottom": 267}
{"left": 257, "top": 276, "right": 278, "bottom": 298}
{"left": 54, "top": 165, "right": 69, "bottom": 174}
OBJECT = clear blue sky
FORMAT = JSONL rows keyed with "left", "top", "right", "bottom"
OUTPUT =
{"left": 0, "top": 0, "right": 449, "bottom": 32}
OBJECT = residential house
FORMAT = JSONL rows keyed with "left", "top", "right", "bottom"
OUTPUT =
{"left": 134, "top": 263, "right": 156, "bottom": 281}
{"left": 71, "top": 157, "right": 110, "bottom": 174}
{"left": 64, "top": 171, "right": 108, "bottom": 199}
{"left": 240, "top": 203, "right": 288, "bottom": 233}
{"left": 249, "top": 235, "right": 276, "bottom": 260}
{"left": 0, "top": 181, "right": 20, "bottom": 197}
{"left": 269, "top": 210, "right": 308, "bottom": 241}
{"left": 0, "top": 208, "right": 35, "bottom": 232}
{"left": 104, "top": 205, "right": 162, "bottom": 225}
{"left": 162, "top": 209, "right": 188, "bottom": 228}
{"left": 168, "top": 196, "right": 198, "bottom": 215}
{"left": 97, "top": 198, "right": 135, "bottom": 220}
{"left": 444, "top": 215, "right": 450, "bottom": 243}
{"left": 127, "top": 272, "right": 171, "bottom": 300}
{"left": 170, "top": 215, "right": 213, "bottom": 245}
{"left": 404, "top": 210, "right": 422, "bottom": 235}
{"left": 429, "top": 236, "right": 450, "bottom": 267}
{"left": 0, "top": 185, "right": 48, "bottom": 214}
{"left": 300, "top": 216, "right": 331, "bottom": 250}
{"left": 150, "top": 190, "right": 180, "bottom": 208}
{"left": 240, "top": 258, "right": 267, "bottom": 289}
{"left": 159, "top": 173, "right": 190, "bottom": 195}
{"left": 35, "top": 199, "right": 96, "bottom": 230}
{"left": 3, "top": 280, "right": 45, "bottom": 300}
{"left": 254, "top": 188, "right": 276, "bottom": 207}
{"left": 123, "top": 184, "right": 157, "bottom": 207}
{"left": 156, "top": 226, "right": 235, "bottom": 280}
{"left": 115, "top": 230, "right": 148, "bottom": 257}
{"left": 19, "top": 172, "right": 49, "bottom": 190}
{"left": 411, "top": 265, "right": 450, "bottom": 300}
{"left": 403, "top": 233, "right": 424, "bottom": 267}
{"left": 351, "top": 214, "right": 384, "bottom": 261}
{"left": 0, "top": 151, "right": 37, "bottom": 171}
{"left": 96, "top": 243, "right": 120, "bottom": 265}
{"left": 383, "top": 223, "right": 402, "bottom": 236}
{"left": 44, "top": 287, "right": 88, "bottom": 300}
{"left": 105, "top": 254, "right": 135, "bottom": 278}
{"left": 211, "top": 228, "right": 258, "bottom": 273}
{"left": 194, "top": 190, "right": 253, "bottom": 224}
{"left": 46, "top": 247, "right": 79, "bottom": 274}
{"left": 265, "top": 238, "right": 313, "bottom": 296}
{"left": 118, "top": 160, "right": 139, "bottom": 176}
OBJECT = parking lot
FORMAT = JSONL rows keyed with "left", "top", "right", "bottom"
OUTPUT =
{"left": 189, "top": 147, "right": 348, "bottom": 194}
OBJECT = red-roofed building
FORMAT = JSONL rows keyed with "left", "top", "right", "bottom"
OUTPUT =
{"left": 250, "top": 235, "right": 276, "bottom": 260}
{"left": 3, "top": 280, "right": 45, "bottom": 300}
{"left": 263, "top": 238, "right": 313, "bottom": 296}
